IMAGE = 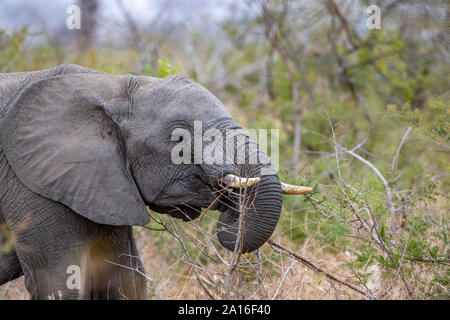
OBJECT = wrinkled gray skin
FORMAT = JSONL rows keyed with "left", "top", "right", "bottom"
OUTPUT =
{"left": 0, "top": 64, "right": 282, "bottom": 299}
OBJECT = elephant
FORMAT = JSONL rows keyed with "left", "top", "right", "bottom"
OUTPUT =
{"left": 0, "top": 64, "right": 311, "bottom": 299}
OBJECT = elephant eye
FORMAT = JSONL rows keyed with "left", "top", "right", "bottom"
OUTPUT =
{"left": 178, "top": 136, "right": 183, "bottom": 142}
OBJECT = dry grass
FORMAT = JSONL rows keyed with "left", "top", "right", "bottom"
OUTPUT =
{"left": 0, "top": 276, "right": 28, "bottom": 300}
{"left": 0, "top": 229, "right": 440, "bottom": 300}
{"left": 0, "top": 216, "right": 445, "bottom": 300}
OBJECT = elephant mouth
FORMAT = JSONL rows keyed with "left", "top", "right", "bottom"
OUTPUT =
{"left": 146, "top": 175, "right": 312, "bottom": 253}
{"left": 147, "top": 203, "right": 202, "bottom": 221}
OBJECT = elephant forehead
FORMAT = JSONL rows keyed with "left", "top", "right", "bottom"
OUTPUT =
{"left": 165, "top": 96, "right": 231, "bottom": 121}
{"left": 134, "top": 79, "right": 231, "bottom": 121}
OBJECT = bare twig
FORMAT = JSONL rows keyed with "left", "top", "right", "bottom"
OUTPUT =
{"left": 224, "top": 185, "right": 248, "bottom": 299}
{"left": 271, "top": 262, "right": 296, "bottom": 300}
{"left": 389, "top": 126, "right": 412, "bottom": 234}
{"left": 196, "top": 193, "right": 223, "bottom": 225}
{"left": 392, "top": 126, "right": 412, "bottom": 174}
{"left": 166, "top": 217, "right": 215, "bottom": 300}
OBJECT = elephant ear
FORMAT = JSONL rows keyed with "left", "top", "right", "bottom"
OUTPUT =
{"left": 0, "top": 73, "right": 149, "bottom": 226}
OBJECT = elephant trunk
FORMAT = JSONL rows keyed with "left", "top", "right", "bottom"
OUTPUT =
{"left": 216, "top": 174, "right": 282, "bottom": 253}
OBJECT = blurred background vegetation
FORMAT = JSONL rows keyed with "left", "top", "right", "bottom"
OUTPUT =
{"left": 0, "top": 0, "right": 448, "bottom": 299}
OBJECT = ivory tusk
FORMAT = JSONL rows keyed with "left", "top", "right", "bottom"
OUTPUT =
{"left": 281, "top": 182, "right": 313, "bottom": 195}
{"left": 221, "top": 174, "right": 261, "bottom": 188}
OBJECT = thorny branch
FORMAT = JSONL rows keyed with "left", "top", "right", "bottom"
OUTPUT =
{"left": 267, "top": 240, "right": 375, "bottom": 298}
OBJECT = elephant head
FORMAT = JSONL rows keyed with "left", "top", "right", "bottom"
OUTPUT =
{"left": 0, "top": 70, "right": 311, "bottom": 253}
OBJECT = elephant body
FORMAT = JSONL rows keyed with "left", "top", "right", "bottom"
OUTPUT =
{"left": 0, "top": 65, "right": 146, "bottom": 299}
{"left": 0, "top": 64, "right": 285, "bottom": 299}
